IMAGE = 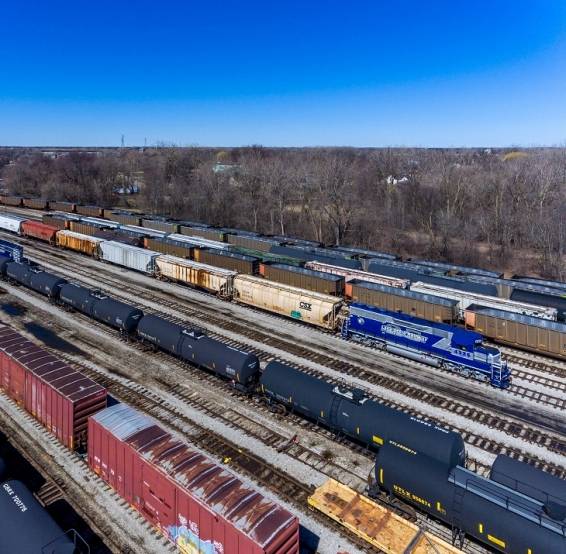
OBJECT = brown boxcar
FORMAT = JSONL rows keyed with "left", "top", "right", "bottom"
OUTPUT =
{"left": 21, "top": 220, "right": 59, "bottom": 243}
{"left": 49, "top": 201, "right": 76, "bottom": 213}
{"left": 89, "top": 404, "right": 299, "bottom": 554}
{"left": 75, "top": 205, "right": 105, "bottom": 217}
{"left": 226, "top": 234, "right": 282, "bottom": 252}
{"left": 22, "top": 198, "right": 49, "bottom": 210}
{"left": 196, "top": 248, "right": 259, "bottom": 274}
{"left": 0, "top": 195, "right": 23, "bottom": 207}
{"left": 0, "top": 323, "right": 107, "bottom": 450}
{"left": 465, "top": 305, "right": 566, "bottom": 360}
{"left": 349, "top": 280, "right": 458, "bottom": 323}
{"left": 179, "top": 224, "right": 226, "bottom": 242}
{"left": 106, "top": 211, "right": 142, "bottom": 226}
{"left": 141, "top": 218, "right": 179, "bottom": 234}
{"left": 263, "top": 263, "right": 344, "bottom": 296}
{"left": 144, "top": 237, "right": 194, "bottom": 258}
{"left": 41, "top": 214, "right": 70, "bottom": 230}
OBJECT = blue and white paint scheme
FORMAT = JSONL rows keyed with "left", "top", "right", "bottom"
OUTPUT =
{"left": 343, "top": 303, "right": 511, "bottom": 388}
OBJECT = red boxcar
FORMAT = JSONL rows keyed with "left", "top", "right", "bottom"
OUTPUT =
{"left": 21, "top": 220, "right": 59, "bottom": 244}
{"left": 0, "top": 324, "right": 107, "bottom": 450}
{"left": 89, "top": 404, "right": 300, "bottom": 554}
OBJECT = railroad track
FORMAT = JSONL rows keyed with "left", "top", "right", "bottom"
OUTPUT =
{"left": 503, "top": 351, "right": 566, "bottom": 380}
{"left": 10, "top": 239, "right": 566, "bottom": 475}
{"left": 3, "top": 299, "right": 490, "bottom": 554}
{"left": 35, "top": 335, "right": 376, "bottom": 553}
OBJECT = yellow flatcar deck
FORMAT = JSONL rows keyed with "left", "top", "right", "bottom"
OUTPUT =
{"left": 308, "top": 479, "right": 463, "bottom": 554}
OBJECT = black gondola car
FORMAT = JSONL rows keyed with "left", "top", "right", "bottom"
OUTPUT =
{"left": 137, "top": 314, "right": 260, "bottom": 388}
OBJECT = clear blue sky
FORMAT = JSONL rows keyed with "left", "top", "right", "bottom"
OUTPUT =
{"left": 1, "top": 1, "right": 565, "bottom": 147}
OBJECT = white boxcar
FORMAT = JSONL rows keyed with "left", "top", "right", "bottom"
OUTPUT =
{"left": 232, "top": 275, "right": 344, "bottom": 330}
{"left": 0, "top": 213, "right": 28, "bottom": 234}
{"left": 410, "top": 282, "right": 558, "bottom": 321}
{"left": 99, "top": 241, "right": 160, "bottom": 274}
{"left": 155, "top": 255, "right": 235, "bottom": 296}
{"left": 166, "top": 233, "right": 231, "bottom": 251}
{"left": 304, "top": 261, "right": 409, "bottom": 289}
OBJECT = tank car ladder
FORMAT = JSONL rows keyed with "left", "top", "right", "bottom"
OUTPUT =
{"left": 450, "top": 487, "right": 466, "bottom": 548}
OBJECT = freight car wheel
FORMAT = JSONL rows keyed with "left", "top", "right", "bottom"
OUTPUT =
{"left": 269, "top": 403, "right": 287, "bottom": 416}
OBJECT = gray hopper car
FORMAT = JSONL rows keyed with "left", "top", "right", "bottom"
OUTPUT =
{"left": 225, "top": 234, "right": 281, "bottom": 252}
{"left": 179, "top": 225, "right": 226, "bottom": 242}
{"left": 196, "top": 248, "right": 259, "bottom": 275}
{"left": 349, "top": 280, "right": 458, "bottom": 323}
{"left": 106, "top": 211, "right": 142, "bottom": 226}
{"left": 75, "top": 205, "right": 105, "bottom": 217}
{"left": 141, "top": 218, "right": 180, "bottom": 234}
{"left": 263, "top": 263, "right": 344, "bottom": 296}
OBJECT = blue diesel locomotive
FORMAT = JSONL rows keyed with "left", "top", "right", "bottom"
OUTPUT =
{"left": 342, "top": 303, "right": 510, "bottom": 388}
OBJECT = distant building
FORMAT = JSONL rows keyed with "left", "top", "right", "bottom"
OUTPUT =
{"left": 386, "top": 175, "right": 409, "bottom": 185}
{"left": 213, "top": 162, "right": 240, "bottom": 174}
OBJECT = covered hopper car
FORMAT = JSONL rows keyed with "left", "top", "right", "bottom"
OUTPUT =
{"left": 233, "top": 275, "right": 345, "bottom": 330}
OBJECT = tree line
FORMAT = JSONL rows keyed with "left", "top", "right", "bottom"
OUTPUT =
{"left": 1, "top": 146, "right": 564, "bottom": 279}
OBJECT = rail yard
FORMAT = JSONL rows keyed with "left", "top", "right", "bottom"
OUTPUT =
{"left": 0, "top": 199, "right": 564, "bottom": 554}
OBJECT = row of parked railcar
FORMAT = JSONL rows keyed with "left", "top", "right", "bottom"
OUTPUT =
{"left": 0, "top": 213, "right": 525, "bottom": 385}
{"left": 4, "top": 206, "right": 565, "bottom": 552}
{"left": 5, "top": 193, "right": 565, "bottom": 280}
{"left": 3, "top": 201, "right": 566, "bottom": 362}
{"left": 2, "top": 245, "right": 562, "bottom": 554}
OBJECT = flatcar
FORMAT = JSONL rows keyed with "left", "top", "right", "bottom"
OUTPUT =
{"left": 343, "top": 303, "right": 510, "bottom": 388}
